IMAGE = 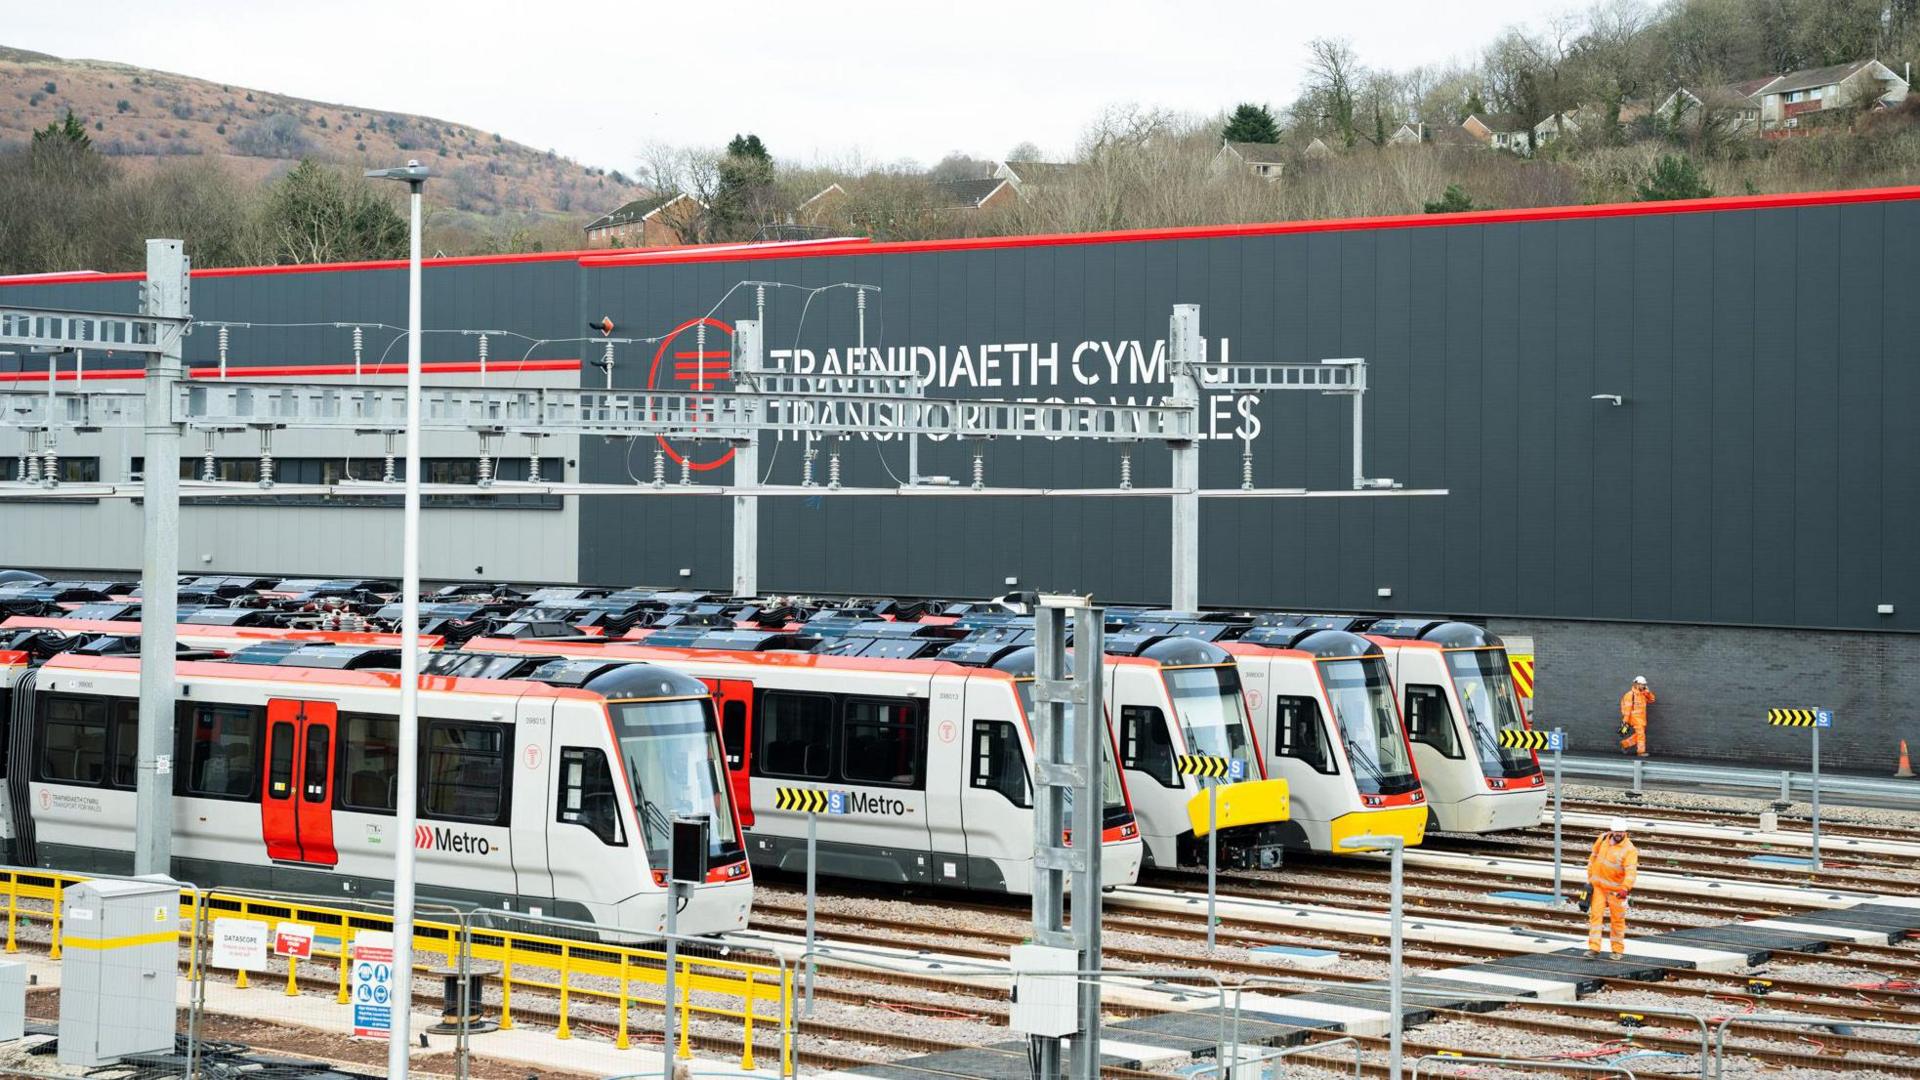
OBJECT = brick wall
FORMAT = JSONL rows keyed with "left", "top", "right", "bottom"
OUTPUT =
{"left": 1489, "top": 617, "right": 1920, "bottom": 776}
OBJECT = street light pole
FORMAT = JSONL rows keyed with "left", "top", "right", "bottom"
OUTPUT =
{"left": 367, "top": 160, "right": 429, "bottom": 1079}
{"left": 1340, "top": 834, "right": 1405, "bottom": 1080}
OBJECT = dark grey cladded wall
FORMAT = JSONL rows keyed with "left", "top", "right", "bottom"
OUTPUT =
{"left": 1492, "top": 617, "right": 1920, "bottom": 773}
{"left": 578, "top": 199, "right": 1920, "bottom": 637}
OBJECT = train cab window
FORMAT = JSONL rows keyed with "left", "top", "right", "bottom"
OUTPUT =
{"left": 841, "top": 699, "right": 925, "bottom": 789}
{"left": 423, "top": 721, "right": 508, "bottom": 825}
{"left": 1404, "top": 685, "right": 1462, "bottom": 758}
{"left": 1120, "top": 705, "right": 1180, "bottom": 788}
{"left": 557, "top": 746, "right": 626, "bottom": 846}
{"left": 720, "top": 700, "right": 747, "bottom": 771}
{"left": 182, "top": 704, "right": 262, "bottom": 799}
{"left": 38, "top": 697, "right": 111, "bottom": 786}
{"left": 340, "top": 714, "right": 399, "bottom": 813}
{"left": 756, "top": 692, "right": 833, "bottom": 780}
{"left": 969, "top": 719, "right": 1031, "bottom": 807}
{"left": 1272, "top": 696, "right": 1337, "bottom": 775}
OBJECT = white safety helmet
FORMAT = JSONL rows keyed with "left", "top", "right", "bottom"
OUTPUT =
{"left": 1609, "top": 816, "right": 1630, "bottom": 834}
{"left": 1633, "top": 676, "right": 1648, "bottom": 685}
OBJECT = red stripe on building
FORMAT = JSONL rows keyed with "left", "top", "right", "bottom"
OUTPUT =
{"left": 0, "top": 358, "right": 581, "bottom": 382}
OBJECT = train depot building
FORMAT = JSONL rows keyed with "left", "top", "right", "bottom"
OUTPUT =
{"left": 4, "top": 185, "right": 1918, "bottom": 775}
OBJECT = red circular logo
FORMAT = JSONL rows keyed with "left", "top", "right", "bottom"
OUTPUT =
{"left": 647, "top": 317, "right": 737, "bottom": 472}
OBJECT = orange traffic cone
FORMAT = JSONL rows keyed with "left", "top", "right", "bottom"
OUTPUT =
{"left": 1897, "top": 740, "right": 1914, "bottom": 779}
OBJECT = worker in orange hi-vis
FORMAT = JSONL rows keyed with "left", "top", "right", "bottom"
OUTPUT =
{"left": 1585, "top": 817, "right": 1639, "bottom": 958}
{"left": 1618, "top": 675, "right": 1654, "bottom": 756}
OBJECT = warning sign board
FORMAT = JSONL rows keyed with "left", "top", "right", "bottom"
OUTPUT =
{"left": 350, "top": 930, "right": 395, "bottom": 1039}
{"left": 274, "top": 922, "right": 315, "bottom": 959}
{"left": 210, "top": 918, "right": 268, "bottom": 971}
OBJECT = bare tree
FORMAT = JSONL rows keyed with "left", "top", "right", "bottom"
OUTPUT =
{"left": 1304, "top": 38, "right": 1363, "bottom": 147}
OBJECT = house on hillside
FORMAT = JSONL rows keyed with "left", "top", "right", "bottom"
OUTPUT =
{"left": 796, "top": 183, "right": 847, "bottom": 224}
{"left": 1213, "top": 140, "right": 1288, "bottom": 179}
{"left": 1533, "top": 112, "right": 1581, "bottom": 147}
{"left": 1386, "top": 123, "right": 1425, "bottom": 146}
{"left": 932, "top": 177, "right": 1016, "bottom": 211}
{"left": 1756, "top": 60, "right": 1909, "bottom": 128}
{"left": 1653, "top": 77, "right": 1773, "bottom": 131}
{"left": 583, "top": 193, "right": 704, "bottom": 247}
{"left": 994, "top": 160, "right": 1080, "bottom": 190}
{"left": 1462, "top": 113, "right": 1530, "bottom": 153}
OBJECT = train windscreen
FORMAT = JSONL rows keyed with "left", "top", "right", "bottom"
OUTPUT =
{"left": 1444, "top": 649, "right": 1540, "bottom": 778}
{"left": 607, "top": 698, "right": 742, "bottom": 866}
{"left": 1318, "top": 657, "right": 1421, "bottom": 796}
{"left": 1163, "top": 665, "right": 1259, "bottom": 780}
{"left": 1013, "top": 681, "right": 1130, "bottom": 827}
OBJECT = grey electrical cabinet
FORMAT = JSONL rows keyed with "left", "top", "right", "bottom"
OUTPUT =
{"left": 0, "top": 959, "right": 24, "bottom": 1041}
{"left": 57, "top": 879, "right": 179, "bottom": 1067}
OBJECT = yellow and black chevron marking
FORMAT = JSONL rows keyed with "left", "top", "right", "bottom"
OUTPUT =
{"left": 773, "top": 787, "right": 830, "bottom": 813}
{"left": 1509, "top": 654, "right": 1535, "bottom": 699}
{"left": 1497, "top": 728, "right": 1554, "bottom": 750}
{"left": 1767, "top": 709, "right": 1819, "bottom": 727}
{"left": 1176, "top": 754, "right": 1232, "bottom": 778}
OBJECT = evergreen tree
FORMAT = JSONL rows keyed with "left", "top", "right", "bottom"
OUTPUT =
{"left": 265, "top": 159, "right": 408, "bottom": 264}
{"left": 1424, "top": 185, "right": 1476, "bottom": 213}
{"left": 1221, "top": 103, "right": 1281, "bottom": 144}
{"left": 33, "top": 109, "right": 91, "bottom": 150}
{"left": 1462, "top": 89, "right": 1486, "bottom": 120}
{"left": 712, "top": 133, "right": 777, "bottom": 240}
{"left": 1635, "top": 155, "right": 1714, "bottom": 202}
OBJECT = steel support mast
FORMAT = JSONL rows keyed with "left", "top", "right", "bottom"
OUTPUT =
{"left": 1167, "top": 306, "right": 1203, "bottom": 611}
{"left": 1030, "top": 596, "right": 1105, "bottom": 1079}
{"left": 731, "top": 320, "right": 762, "bottom": 597}
{"left": 134, "top": 239, "right": 189, "bottom": 878}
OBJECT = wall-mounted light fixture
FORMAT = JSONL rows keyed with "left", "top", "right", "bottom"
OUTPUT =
{"left": 1591, "top": 394, "right": 1624, "bottom": 406}
{"left": 1879, "top": 603, "right": 1895, "bottom": 616}
{"left": 1377, "top": 586, "right": 1393, "bottom": 598}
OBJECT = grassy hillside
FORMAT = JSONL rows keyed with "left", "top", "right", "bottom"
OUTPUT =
{"left": 0, "top": 45, "right": 641, "bottom": 221}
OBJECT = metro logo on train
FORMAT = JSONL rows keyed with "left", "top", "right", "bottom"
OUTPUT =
{"left": 774, "top": 787, "right": 911, "bottom": 817}
{"left": 414, "top": 824, "right": 496, "bottom": 855}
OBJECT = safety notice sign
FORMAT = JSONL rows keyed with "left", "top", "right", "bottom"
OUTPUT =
{"left": 350, "top": 930, "right": 395, "bottom": 1039}
{"left": 274, "top": 922, "right": 315, "bottom": 959}
{"left": 210, "top": 918, "right": 268, "bottom": 971}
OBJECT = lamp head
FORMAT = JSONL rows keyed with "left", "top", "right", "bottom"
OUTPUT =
{"left": 365, "top": 160, "right": 430, "bottom": 187}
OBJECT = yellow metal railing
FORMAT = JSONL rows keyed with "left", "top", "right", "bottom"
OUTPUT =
{"left": 0, "top": 869, "right": 790, "bottom": 1074}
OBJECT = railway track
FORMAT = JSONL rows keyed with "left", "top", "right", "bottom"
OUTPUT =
{"left": 1429, "top": 832, "right": 1915, "bottom": 887}
{"left": 1556, "top": 798, "right": 1920, "bottom": 844}
{"left": 756, "top": 890, "right": 1920, "bottom": 1021}
{"left": 756, "top": 896, "right": 1920, "bottom": 1076}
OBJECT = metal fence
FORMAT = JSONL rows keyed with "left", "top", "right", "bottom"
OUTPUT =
{"left": 0, "top": 866, "right": 792, "bottom": 1079}
{"left": 0, "top": 864, "right": 1909, "bottom": 1078}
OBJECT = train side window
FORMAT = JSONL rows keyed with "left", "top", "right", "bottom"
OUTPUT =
{"left": 755, "top": 692, "right": 833, "bottom": 780}
{"left": 720, "top": 700, "right": 746, "bottom": 771}
{"left": 423, "top": 721, "right": 508, "bottom": 825}
{"left": 1404, "top": 685, "right": 1462, "bottom": 758}
{"left": 1272, "top": 696, "right": 1337, "bottom": 775}
{"left": 841, "top": 698, "right": 924, "bottom": 789}
{"left": 38, "top": 696, "right": 110, "bottom": 786}
{"left": 110, "top": 700, "right": 138, "bottom": 788}
{"left": 556, "top": 746, "right": 626, "bottom": 846}
{"left": 339, "top": 714, "right": 399, "bottom": 813}
{"left": 1120, "top": 705, "right": 1180, "bottom": 788}
{"left": 969, "top": 719, "right": 1030, "bottom": 807}
{"left": 183, "top": 704, "right": 262, "bottom": 800}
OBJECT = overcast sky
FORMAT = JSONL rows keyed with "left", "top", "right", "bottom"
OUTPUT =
{"left": 12, "top": 0, "right": 1550, "bottom": 172}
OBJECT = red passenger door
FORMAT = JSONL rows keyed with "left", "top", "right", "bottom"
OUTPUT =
{"left": 702, "top": 679, "right": 755, "bottom": 827}
{"left": 262, "top": 699, "right": 340, "bottom": 866}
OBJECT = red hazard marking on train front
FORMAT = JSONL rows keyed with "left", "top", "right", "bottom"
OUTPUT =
{"left": 647, "top": 317, "right": 736, "bottom": 471}
{"left": 414, "top": 825, "right": 433, "bottom": 849}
